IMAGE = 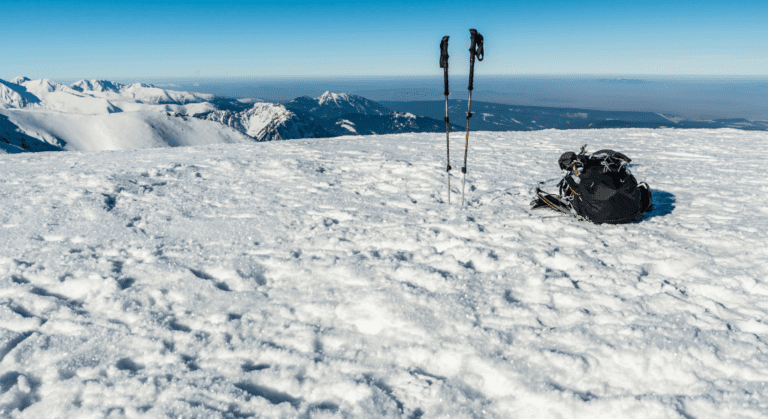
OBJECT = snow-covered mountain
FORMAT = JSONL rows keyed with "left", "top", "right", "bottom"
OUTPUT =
{"left": 1, "top": 77, "right": 344, "bottom": 151}
{"left": 0, "top": 77, "right": 250, "bottom": 152}
{"left": 285, "top": 91, "right": 391, "bottom": 118}
{"left": 3, "top": 77, "right": 217, "bottom": 115}
{"left": 2, "top": 129, "right": 767, "bottom": 417}
{"left": 200, "top": 103, "right": 331, "bottom": 141}
{"left": 9, "top": 76, "right": 30, "bottom": 85}
{"left": 72, "top": 80, "right": 214, "bottom": 105}
{"left": 69, "top": 79, "right": 123, "bottom": 93}
{"left": 0, "top": 79, "right": 40, "bottom": 109}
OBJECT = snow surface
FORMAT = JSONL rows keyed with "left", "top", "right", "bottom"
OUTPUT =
{"left": 2, "top": 110, "right": 253, "bottom": 151}
{"left": 1, "top": 129, "right": 768, "bottom": 418}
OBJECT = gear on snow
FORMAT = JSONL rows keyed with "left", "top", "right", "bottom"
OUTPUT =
{"left": 440, "top": 35, "right": 452, "bottom": 203}
{"left": 461, "top": 28, "right": 484, "bottom": 206}
{"left": 531, "top": 145, "right": 653, "bottom": 224}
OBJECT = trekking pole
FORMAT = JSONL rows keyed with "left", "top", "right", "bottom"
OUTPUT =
{"left": 440, "top": 36, "right": 452, "bottom": 204}
{"left": 461, "top": 28, "right": 484, "bottom": 206}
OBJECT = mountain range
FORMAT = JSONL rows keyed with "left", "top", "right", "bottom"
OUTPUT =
{"left": 2, "top": 76, "right": 767, "bottom": 153}
{"left": 380, "top": 100, "right": 768, "bottom": 131}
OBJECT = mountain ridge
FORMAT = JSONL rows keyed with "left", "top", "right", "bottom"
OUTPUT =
{"left": 3, "top": 76, "right": 768, "bottom": 154}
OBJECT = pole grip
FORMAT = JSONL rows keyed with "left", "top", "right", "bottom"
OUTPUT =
{"left": 440, "top": 36, "right": 450, "bottom": 96}
{"left": 467, "top": 29, "right": 484, "bottom": 91}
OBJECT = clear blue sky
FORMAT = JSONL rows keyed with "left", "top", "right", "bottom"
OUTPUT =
{"left": 2, "top": 0, "right": 767, "bottom": 80}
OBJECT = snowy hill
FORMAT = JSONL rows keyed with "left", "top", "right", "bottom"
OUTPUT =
{"left": 200, "top": 102, "right": 331, "bottom": 141}
{"left": 68, "top": 79, "right": 214, "bottom": 105}
{"left": 0, "top": 77, "right": 250, "bottom": 152}
{"left": 70, "top": 79, "right": 124, "bottom": 93}
{"left": 8, "top": 76, "right": 30, "bottom": 85}
{"left": 2, "top": 110, "right": 253, "bottom": 152}
{"left": 0, "top": 80, "right": 40, "bottom": 109}
{"left": 285, "top": 91, "right": 391, "bottom": 118}
{"left": 3, "top": 77, "right": 217, "bottom": 115}
{"left": 1, "top": 129, "right": 767, "bottom": 418}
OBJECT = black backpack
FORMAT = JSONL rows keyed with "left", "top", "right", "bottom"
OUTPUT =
{"left": 531, "top": 146, "right": 653, "bottom": 224}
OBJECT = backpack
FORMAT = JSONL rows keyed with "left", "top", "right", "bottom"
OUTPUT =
{"left": 531, "top": 145, "right": 653, "bottom": 224}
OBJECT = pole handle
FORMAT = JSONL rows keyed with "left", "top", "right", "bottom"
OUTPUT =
{"left": 467, "top": 29, "right": 484, "bottom": 91}
{"left": 440, "top": 36, "right": 450, "bottom": 96}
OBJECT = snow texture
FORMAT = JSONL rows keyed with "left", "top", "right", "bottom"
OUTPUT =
{"left": 1, "top": 129, "right": 768, "bottom": 418}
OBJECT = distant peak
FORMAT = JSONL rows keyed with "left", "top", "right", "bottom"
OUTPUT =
{"left": 71, "top": 79, "right": 124, "bottom": 92}
{"left": 127, "top": 82, "right": 156, "bottom": 89}
{"left": 317, "top": 91, "right": 351, "bottom": 105}
{"left": 10, "top": 76, "right": 30, "bottom": 85}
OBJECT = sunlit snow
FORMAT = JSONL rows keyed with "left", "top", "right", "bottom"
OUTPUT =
{"left": 1, "top": 129, "right": 767, "bottom": 418}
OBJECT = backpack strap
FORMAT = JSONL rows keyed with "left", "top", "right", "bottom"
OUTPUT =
{"left": 561, "top": 175, "right": 581, "bottom": 198}
{"left": 531, "top": 187, "right": 572, "bottom": 214}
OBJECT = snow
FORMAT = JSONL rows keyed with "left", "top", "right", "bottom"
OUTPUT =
{"left": 304, "top": 92, "right": 389, "bottom": 117}
{"left": 118, "top": 83, "right": 214, "bottom": 105}
{"left": 237, "top": 98, "right": 265, "bottom": 104}
{"left": 0, "top": 77, "right": 242, "bottom": 151}
{"left": 70, "top": 79, "right": 124, "bottom": 93}
{"left": 7, "top": 78, "right": 215, "bottom": 114}
{"left": 657, "top": 113, "right": 686, "bottom": 124}
{"left": 317, "top": 91, "right": 351, "bottom": 106}
{"left": 9, "top": 77, "right": 30, "bottom": 85}
{"left": 1, "top": 110, "right": 252, "bottom": 151}
{"left": 1, "top": 128, "right": 767, "bottom": 418}
{"left": 203, "top": 103, "right": 326, "bottom": 141}
{"left": 0, "top": 81, "right": 38, "bottom": 110}
{"left": 203, "top": 103, "right": 295, "bottom": 139}
{"left": 336, "top": 119, "right": 358, "bottom": 134}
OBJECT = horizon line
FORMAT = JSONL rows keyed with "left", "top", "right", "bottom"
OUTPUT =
{"left": 5, "top": 74, "right": 768, "bottom": 82}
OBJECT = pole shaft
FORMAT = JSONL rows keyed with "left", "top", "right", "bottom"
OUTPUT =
{"left": 462, "top": 90, "right": 473, "bottom": 206}
{"left": 445, "top": 94, "right": 451, "bottom": 204}
{"left": 440, "top": 35, "right": 451, "bottom": 205}
{"left": 462, "top": 29, "right": 483, "bottom": 207}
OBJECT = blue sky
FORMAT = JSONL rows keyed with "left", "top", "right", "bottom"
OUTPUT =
{"left": 2, "top": 0, "right": 767, "bottom": 80}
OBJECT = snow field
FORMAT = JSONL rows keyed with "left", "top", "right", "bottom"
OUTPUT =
{"left": 1, "top": 129, "right": 768, "bottom": 418}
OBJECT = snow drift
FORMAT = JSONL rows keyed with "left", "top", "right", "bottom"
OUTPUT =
{"left": 1, "top": 128, "right": 767, "bottom": 418}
